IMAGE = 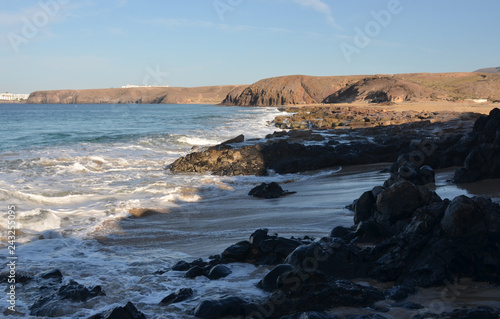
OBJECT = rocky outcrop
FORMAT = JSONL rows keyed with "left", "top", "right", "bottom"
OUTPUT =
{"left": 167, "top": 138, "right": 403, "bottom": 176}
{"left": 27, "top": 85, "right": 246, "bottom": 104}
{"left": 221, "top": 75, "right": 365, "bottom": 106}
{"left": 168, "top": 116, "right": 478, "bottom": 176}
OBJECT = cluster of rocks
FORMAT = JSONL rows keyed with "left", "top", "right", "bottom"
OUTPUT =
{"left": 177, "top": 180, "right": 500, "bottom": 318}
{"left": 171, "top": 177, "right": 500, "bottom": 318}
{"left": 168, "top": 113, "right": 478, "bottom": 176}
{"left": 381, "top": 108, "right": 500, "bottom": 184}
{"left": 0, "top": 268, "right": 146, "bottom": 318}
{"left": 272, "top": 106, "right": 462, "bottom": 130}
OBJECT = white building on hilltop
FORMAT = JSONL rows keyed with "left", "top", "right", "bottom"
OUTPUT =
{"left": 121, "top": 84, "right": 169, "bottom": 88}
{"left": 0, "top": 93, "right": 30, "bottom": 101}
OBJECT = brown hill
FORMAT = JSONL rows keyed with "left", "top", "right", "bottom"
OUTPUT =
{"left": 27, "top": 85, "right": 246, "bottom": 104}
{"left": 323, "top": 76, "right": 431, "bottom": 104}
{"left": 475, "top": 67, "right": 500, "bottom": 74}
{"left": 223, "top": 72, "right": 500, "bottom": 106}
{"left": 221, "top": 75, "right": 366, "bottom": 106}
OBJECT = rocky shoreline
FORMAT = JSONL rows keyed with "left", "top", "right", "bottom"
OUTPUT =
{"left": 9, "top": 107, "right": 500, "bottom": 318}
{"left": 165, "top": 107, "right": 500, "bottom": 318}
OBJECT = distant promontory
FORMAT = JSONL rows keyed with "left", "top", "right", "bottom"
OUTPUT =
{"left": 27, "top": 85, "right": 246, "bottom": 105}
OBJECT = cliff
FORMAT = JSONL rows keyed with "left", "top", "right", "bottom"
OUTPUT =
{"left": 223, "top": 72, "right": 500, "bottom": 106}
{"left": 221, "top": 75, "right": 366, "bottom": 106}
{"left": 27, "top": 85, "right": 246, "bottom": 104}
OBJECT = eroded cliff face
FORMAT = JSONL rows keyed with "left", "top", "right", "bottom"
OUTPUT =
{"left": 222, "top": 73, "right": 500, "bottom": 106}
{"left": 221, "top": 75, "right": 365, "bottom": 106}
{"left": 27, "top": 85, "right": 246, "bottom": 104}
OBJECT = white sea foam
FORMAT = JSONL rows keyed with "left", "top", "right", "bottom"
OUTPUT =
{"left": 178, "top": 136, "right": 220, "bottom": 146}
{"left": 17, "top": 208, "right": 62, "bottom": 233}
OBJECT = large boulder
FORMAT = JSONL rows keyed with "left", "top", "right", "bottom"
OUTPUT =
{"left": 440, "top": 196, "right": 486, "bottom": 241}
{"left": 221, "top": 229, "right": 303, "bottom": 265}
{"left": 374, "top": 181, "right": 442, "bottom": 234}
{"left": 194, "top": 297, "right": 248, "bottom": 319}
{"left": 284, "top": 237, "right": 368, "bottom": 279}
{"left": 453, "top": 108, "right": 500, "bottom": 183}
{"left": 258, "top": 264, "right": 295, "bottom": 292}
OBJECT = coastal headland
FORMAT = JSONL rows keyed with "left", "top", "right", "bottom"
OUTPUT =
{"left": 26, "top": 85, "right": 247, "bottom": 105}
{"left": 26, "top": 72, "right": 500, "bottom": 106}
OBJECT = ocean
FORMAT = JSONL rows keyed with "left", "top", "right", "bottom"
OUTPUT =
{"left": 0, "top": 103, "right": 492, "bottom": 318}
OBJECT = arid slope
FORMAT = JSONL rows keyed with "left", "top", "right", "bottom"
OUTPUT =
{"left": 27, "top": 85, "right": 246, "bottom": 104}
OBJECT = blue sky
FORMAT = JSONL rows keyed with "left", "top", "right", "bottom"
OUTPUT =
{"left": 1, "top": 0, "right": 499, "bottom": 93}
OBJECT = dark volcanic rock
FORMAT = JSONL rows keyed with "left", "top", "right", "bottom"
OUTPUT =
{"left": 169, "top": 134, "right": 408, "bottom": 176}
{"left": 88, "top": 302, "right": 146, "bottom": 319}
{"left": 172, "top": 260, "right": 191, "bottom": 271}
{"left": 30, "top": 280, "right": 105, "bottom": 317}
{"left": 194, "top": 297, "right": 247, "bottom": 319}
{"left": 450, "top": 108, "right": 500, "bottom": 183}
{"left": 258, "top": 264, "right": 295, "bottom": 292}
{"left": 411, "top": 306, "right": 500, "bottom": 319}
{"left": 221, "top": 241, "right": 252, "bottom": 262}
{"left": 160, "top": 288, "right": 194, "bottom": 305}
{"left": 57, "top": 280, "right": 105, "bottom": 302}
{"left": 170, "top": 111, "right": 481, "bottom": 177}
{"left": 39, "top": 269, "right": 63, "bottom": 280}
{"left": 221, "top": 229, "right": 302, "bottom": 266}
{"left": 292, "top": 180, "right": 500, "bottom": 288}
{"left": 280, "top": 312, "right": 341, "bottom": 319}
{"left": 285, "top": 237, "right": 367, "bottom": 279}
{"left": 374, "top": 181, "right": 442, "bottom": 234}
{"left": 249, "top": 182, "right": 295, "bottom": 199}
{"left": 185, "top": 266, "right": 206, "bottom": 279}
{"left": 207, "top": 265, "right": 232, "bottom": 280}
{"left": 251, "top": 274, "right": 385, "bottom": 319}
{"left": 440, "top": 196, "right": 487, "bottom": 242}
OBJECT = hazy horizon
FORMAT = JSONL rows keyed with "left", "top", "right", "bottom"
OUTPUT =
{"left": 1, "top": 0, "right": 499, "bottom": 93}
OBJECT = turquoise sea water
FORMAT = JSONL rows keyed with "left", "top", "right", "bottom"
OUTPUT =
{"left": 0, "top": 103, "right": 276, "bottom": 152}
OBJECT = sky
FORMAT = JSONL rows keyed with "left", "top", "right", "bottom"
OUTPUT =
{"left": 1, "top": 0, "right": 499, "bottom": 93}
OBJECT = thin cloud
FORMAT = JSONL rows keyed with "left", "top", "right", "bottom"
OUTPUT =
{"left": 142, "top": 18, "right": 292, "bottom": 34}
{"left": 291, "top": 0, "right": 343, "bottom": 30}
